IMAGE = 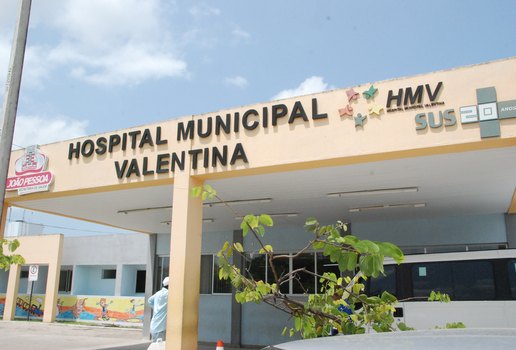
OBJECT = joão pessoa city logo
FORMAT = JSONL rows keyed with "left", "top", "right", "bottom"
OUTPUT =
{"left": 6, "top": 145, "right": 55, "bottom": 195}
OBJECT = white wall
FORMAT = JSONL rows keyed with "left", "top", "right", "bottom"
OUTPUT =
{"left": 198, "top": 295, "right": 232, "bottom": 343}
{"left": 73, "top": 265, "right": 116, "bottom": 295}
{"left": 63, "top": 234, "right": 149, "bottom": 265}
{"left": 354, "top": 213, "right": 506, "bottom": 247}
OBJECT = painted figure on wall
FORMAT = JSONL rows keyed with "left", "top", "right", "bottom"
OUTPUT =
{"left": 98, "top": 298, "right": 113, "bottom": 320}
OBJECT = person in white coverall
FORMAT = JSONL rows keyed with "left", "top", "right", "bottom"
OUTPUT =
{"left": 148, "top": 276, "right": 169, "bottom": 342}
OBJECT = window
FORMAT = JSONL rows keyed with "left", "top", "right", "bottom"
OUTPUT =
{"left": 452, "top": 261, "right": 494, "bottom": 300}
{"left": 509, "top": 259, "right": 516, "bottom": 299}
{"left": 200, "top": 254, "right": 232, "bottom": 294}
{"left": 368, "top": 265, "right": 397, "bottom": 297}
{"left": 412, "top": 262, "right": 453, "bottom": 298}
{"left": 59, "top": 270, "right": 73, "bottom": 292}
{"left": 157, "top": 256, "right": 169, "bottom": 289}
{"left": 245, "top": 254, "right": 266, "bottom": 282}
{"left": 267, "top": 255, "right": 290, "bottom": 294}
{"left": 20, "top": 270, "right": 29, "bottom": 279}
{"left": 135, "top": 270, "right": 146, "bottom": 293}
{"left": 213, "top": 258, "right": 232, "bottom": 293}
{"left": 316, "top": 253, "right": 341, "bottom": 292}
{"left": 293, "top": 253, "right": 315, "bottom": 294}
{"left": 411, "top": 260, "right": 495, "bottom": 300}
{"left": 102, "top": 269, "right": 117, "bottom": 279}
{"left": 200, "top": 255, "right": 213, "bottom": 294}
{"left": 202, "top": 251, "right": 350, "bottom": 295}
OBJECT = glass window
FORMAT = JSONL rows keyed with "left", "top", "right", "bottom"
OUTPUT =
{"left": 200, "top": 255, "right": 213, "bottom": 294}
{"left": 268, "top": 255, "right": 290, "bottom": 294}
{"left": 135, "top": 270, "right": 146, "bottom": 293}
{"left": 102, "top": 269, "right": 116, "bottom": 279}
{"left": 369, "top": 265, "right": 397, "bottom": 297}
{"left": 411, "top": 262, "right": 453, "bottom": 298}
{"left": 452, "top": 261, "right": 495, "bottom": 300}
{"left": 213, "top": 257, "right": 232, "bottom": 294}
{"left": 316, "top": 253, "right": 341, "bottom": 292}
{"left": 157, "top": 256, "right": 169, "bottom": 291}
{"left": 244, "top": 254, "right": 266, "bottom": 282}
{"left": 508, "top": 259, "right": 516, "bottom": 299}
{"left": 59, "top": 270, "right": 73, "bottom": 292}
{"left": 293, "top": 253, "right": 315, "bottom": 294}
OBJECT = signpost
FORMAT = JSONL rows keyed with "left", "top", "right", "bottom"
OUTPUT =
{"left": 27, "top": 264, "right": 38, "bottom": 321}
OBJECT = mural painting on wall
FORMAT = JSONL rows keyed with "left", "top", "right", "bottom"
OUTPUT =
{"left": 0, "top": 295, "right": 144, "bottom": 323}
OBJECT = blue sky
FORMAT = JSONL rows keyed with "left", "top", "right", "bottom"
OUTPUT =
{"left": 1, "top": 0, "right": 515, "bottom": 235}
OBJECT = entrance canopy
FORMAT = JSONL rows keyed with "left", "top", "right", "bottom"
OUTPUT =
{"left": 5, "top": 146, "right": 516, "bottom": 235}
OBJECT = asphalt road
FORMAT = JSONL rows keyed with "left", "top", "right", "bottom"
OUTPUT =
{"left": 0, "top": 320, "right": 249, "bottom": 350}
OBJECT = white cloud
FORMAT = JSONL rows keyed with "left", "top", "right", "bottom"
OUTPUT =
{"left": 225, "top": 76, "right": 248, "bottom": 88}
{"left": 13, "top": 115, "right": 89, "bottom": 147}
{"left": 232, "top": 28, "right": 250, "bottom": 40}
{"left": 272, "top": 76, "right": 333, "bottom": 100}
{"left": 44, "top": 0, "right": 187, "bottom": 86}
{"left": 189, "top": 4, "right": 221, "bottom": 19}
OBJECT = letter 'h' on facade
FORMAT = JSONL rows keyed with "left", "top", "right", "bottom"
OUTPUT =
{"left": 166, "top": 169, "right": 204, "bottom": 350}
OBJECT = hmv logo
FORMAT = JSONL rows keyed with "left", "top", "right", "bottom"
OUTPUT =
{"left": 386, "top": 82, "right": 443, "bottom": 108}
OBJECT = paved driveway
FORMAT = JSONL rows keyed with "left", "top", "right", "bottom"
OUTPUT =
{"left": 0, "top": 321, "right": 249, "bottom": 350}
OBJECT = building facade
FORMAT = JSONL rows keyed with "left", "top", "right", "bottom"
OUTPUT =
{"left": 1, "top": 57, "right": 516, "bottom": 349}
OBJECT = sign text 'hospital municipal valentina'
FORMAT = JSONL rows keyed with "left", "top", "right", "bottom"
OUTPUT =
{"left": 67, "top": 98, "right": 328, "bottom": 178}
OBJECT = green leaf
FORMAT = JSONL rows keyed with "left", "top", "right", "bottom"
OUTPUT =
{"left": 191, "top": 186, "right": 202, "bottom": 198}
{"left": 259, "top": 214, "right": 273, "bottom": 227}
{"left": 255, "top": 226, "right": 265, "bottom": 237}
{"left": 294, "top": 317, "right": 302, "bottom": 331}
{"left": 354, "top": 240, "right": 380, "bottom": 254}
{"left": 377, "top": 242, "right": 404, "bottom": 263}
{"left": 380, "top": 291, "right": 397, "bottom": 303}
{"left": 359, "top": 255, "right": 384, "bottom": 277}
{"left": 305, "top": 217, "right": 318, "bottom": 227}
{"left": 313, "top": 241, "right": 325, "bottom": 250}
{"left": 263, "top": 245, "right": 273, "bottom": 253}
{"left": 8, "top": 239, "right": 20, "bottom": 252}
{"left": 342, "top": 235, "right": 359, "bottom": 245}
{"left": 204, "top": 184, "right": 215, "bottom": 196}
{"left": 240, "top": 220, "right": 250, "bottom": 236}
{"left": 233, "top": 242, "right": 244, "bottom": 253}
{"left": 398, "top": 322, "right": 415, "bottom": 331}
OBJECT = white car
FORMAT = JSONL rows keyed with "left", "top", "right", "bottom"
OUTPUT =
{"left": 262, "top": 328, "right": 516, "bottom": 350}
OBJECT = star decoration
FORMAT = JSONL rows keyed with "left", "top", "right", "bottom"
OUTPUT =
{"left": 368, "top": 104, "right": 384, "bottom": 116}
{"left": 363, "top": 85, "right": 378, "bottom": 100}
{"left": 354, "top": 113, "right": 366, "bottom": 127}
{"left": 346, "top": 88, "right": 359, "bottom": 102}
{"left": 339, "top": 104, "right": 353, "bottom": 117}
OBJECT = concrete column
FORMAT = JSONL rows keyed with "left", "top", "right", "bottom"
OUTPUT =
{"left": 506, "top": 214, "right": 516, "bottom": 248}
{"left": 166, "top": 172, "right": 203, "bottom": 350}
{"left": 70, "top": 265, "right": 78, "bottom": 295}
{"left": 230, "top": 229, "right": 243, "bottom": 347}
{"left": 42, "top": 234, "right": 63, "bottom": 323}
{"left": 143, "top": 233, "right": 156, "bottom": 339}
{"left": 114, "top": 263, "right": 123, "bottom": 296}
{"left": 3, "top": 263, "right": 21, "bottom": 320}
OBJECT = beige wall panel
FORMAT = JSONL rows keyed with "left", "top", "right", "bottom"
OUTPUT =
{"left": 5, "top": 58, "right": 516, "bottom": 200}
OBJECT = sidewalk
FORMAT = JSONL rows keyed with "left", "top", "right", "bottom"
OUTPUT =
{"left": 0, "top": 321, "right": 248, "bottom": 350}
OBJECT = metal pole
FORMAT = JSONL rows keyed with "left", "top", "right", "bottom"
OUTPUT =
{"left": 27, "top": 280, "right": 34, "bottom": 321}
{"left": 0, "top": 0, "right": 32, "bottom": 229}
